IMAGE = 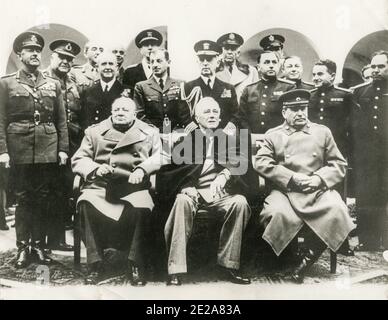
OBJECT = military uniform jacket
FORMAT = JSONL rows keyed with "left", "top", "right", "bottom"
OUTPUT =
{"left": 43, "top": 68, "right": 84, "bottom": 156}
{"left": 71, "top": 63, "right": 98, "bottom": 88}
{"left": 239, "top": 78, "right": 295, "bottom": 133}
{"left": 309, "top": 85, "right": 355, "bottom": 156}
{"left": 71, "top": 118, "right": 162, "bottom": 221}
{"left": 290, "top": 79, "right": 315, "bottom": 90}
{"left": 182, "top": 77, "right": 239, "bottom": 129}
{"left": 122, "top": 63, "right": 147, "bottom": 95}
{"left": 351, "top": 79, "right": 388, "bottom": 201}
{"left": 134, "top": 77, "right": 191, "bottom": 132}
{"left": 81, "top": 79, "right": 125, "bottom": 128}
{"left": 216, "top": 61, "right": 259, "bottom": 101}
{"left": 254, "top": 122, "right": 355, "bottom": 254}
{"left": 0, "top": 70, "right": 69, "bottom": 164}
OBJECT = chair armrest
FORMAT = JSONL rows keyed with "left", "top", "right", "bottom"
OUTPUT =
{"left": 73, "top": 174, "right": 84, "bottom": 198}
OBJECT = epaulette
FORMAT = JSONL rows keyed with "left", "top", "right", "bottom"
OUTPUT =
{"left": 278, "top": 78, "right": 295, "bottom": 84}
{"left": 349, "top": 81, "right": 370, "bottom": 91}
{"left": 302, "top": 80, "right": 314, "bottom": 86}
{"left": 94, "top": 79, "right": 100, "bottom": 84}
{"left": 334, "top": 85, "right": 352, "bottom": 93}
{"left": 266, "top": 124, "right": 283, "bottom": 134}
{"left": 245, "top": 79, "right": 261, "bottom": 88}
{"left": 236, "top": 61, "right": 250, "bottom": 75}
{"left": 137, "top": 119, "right": 157, "bottom": 133}
{"left": 1, "top": 72, "right": 17, "bottom": 79}
{"left": 309, "top": 87, "right": 318, "bottom": 93}
{"left": 125, "top": 63, "right": 138, "bottom": 70}
{"left": 72, "top": 65, "right": 83, "bottom": 69}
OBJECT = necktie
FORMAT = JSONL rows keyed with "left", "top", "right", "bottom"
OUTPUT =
{"left": 159, "top": 78, "right": 164, "bottom": 90}
{"left": 228, "top": 65, "right": 233, "bottom": 74}
{"left": 207, "top": 78, "right": 212, "bottom": 90}
{"left": 104, "top": 84, "right": 109, "bottom": 93}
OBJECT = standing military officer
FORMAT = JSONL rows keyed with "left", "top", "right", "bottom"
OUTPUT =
{"left": 309, "top": 60, "right": 354, "bottom": 158}
{"left": 352, "top": 50, "right": 388, "bottom": 251}
{"left": 216, "top": 32, "right": 259, "bottom": 101}
{"left": 259, "top": 34, "right": 285, "bottom": 59}
{"left": 134, "top": 48, "right": 189, "bottom": 133}
{"left": 0, "top": 31, "right": 69, "bottom": 268}
{"left": 81, "top": 52, "right": 126, "bottom": 127}
{"left": 42, "top": 39, "right": 83, "bottom": 251}
{"left": 72, "top": 40, "right": 104, "bottom": 87}
{"left": 282, "top": 56, "right": 314, "bottom": 90}
{"left": 239, "top": 51, "right": 295, "bottom": 133}
{"left": 122, "top": 29, "right": 163, "bottom": 93}
{"left": 182, "top": 40, "right": 239, "bottom": 134}
{"left": 109, "top": 43, "right": 126, "bottom": 84}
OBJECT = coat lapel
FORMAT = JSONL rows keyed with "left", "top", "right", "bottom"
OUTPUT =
{"left": 147, "top": 77, "right": 163, "bottom": 93}
{"left": 114, "top": 120, "right": 147, "bottom": 149}
{"left": 230, "top": 66, "right": 248, "bottom": 86}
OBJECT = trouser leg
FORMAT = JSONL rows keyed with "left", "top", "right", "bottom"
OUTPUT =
{"left": 79, "top": 202, "right": 104, "bottom": 265}
{"left": 210, "top": 194, "right": 251, "bottom": 270}
{"left": 164, "top": 194, "right": 197, "bottom": 275}
{"left": 0, "top": 188, "right": 7, "bottom": 226}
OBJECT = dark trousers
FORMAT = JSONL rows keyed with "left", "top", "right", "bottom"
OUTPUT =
{"left": 43, "top": 164, "right": 74, "bottom": 246}
{"left": 13, "top": 164, "right": 56, "bottom": 247}
{"left": 79, "top": 202, "right": 151, "bottom": 267}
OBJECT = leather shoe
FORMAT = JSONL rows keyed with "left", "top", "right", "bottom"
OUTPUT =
{"left": 49, "top": 242, "right": 74, "bottom": 252}
{"left": 222, "top": 268, "right": 251, "bottom": 285}
{"left": 167, "top": 274, "right": 182, "bottom": 286}
{"left": 31, "top": 247, "right": 52, "bottom": 265}
{"left": 0, "top": 223, "right": 9, "bottom": 231}
{"left": 15, "top": 248, "right": 29, "bottom": 269}
{"left": 129, "top": 265, "right": 146, "bottom": 286}
{"left": 84, "top": 271, "right": 101, "bottom": 285}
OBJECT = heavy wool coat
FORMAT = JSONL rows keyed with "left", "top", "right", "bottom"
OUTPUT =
{"left": 71, "top": 118, "right": 162, "bottom": 221}
{"left": 254, "top": 121, "right": 355, "bottom": 255}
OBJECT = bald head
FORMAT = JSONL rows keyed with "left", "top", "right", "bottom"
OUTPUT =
{"left": 194, "top": 97, "right": 221, "bottom": 130}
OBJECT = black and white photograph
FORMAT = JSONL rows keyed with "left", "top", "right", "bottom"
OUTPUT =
{"left": 0, "top": 0, "right": 388, "bottom": 303}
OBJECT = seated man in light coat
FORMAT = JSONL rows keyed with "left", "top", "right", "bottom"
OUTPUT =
{"left": 72, "top": 96, "right": 162, "bottom": 285}
{"left": 254, "top": 89, "right": 355, "bottom": 283}
{"left": 160, "top": 97, "right": 252, "bottom": 286}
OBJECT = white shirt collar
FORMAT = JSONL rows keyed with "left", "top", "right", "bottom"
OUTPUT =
{"left": 153, "top": 74, "right": 168, "bottom": 87}
{"left": 100, "top": 78, "right": 116, "bottom": 92}
{"left": 201, "top": 75, "right": 216, "bottom": 89}
{"left": 142, "top": 58, "right": 153, "bottom": 79}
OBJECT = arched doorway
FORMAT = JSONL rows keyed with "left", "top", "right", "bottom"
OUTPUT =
{"left": 342, "top": 30, "right": 388, "bottom": 88}
{"left": 239, "top": 28, "right": 320, "bottom": 82}
{"left": 6, "top": 23, "right": 88, "bottom": 74}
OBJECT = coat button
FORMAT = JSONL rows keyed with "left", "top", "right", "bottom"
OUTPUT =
{"left": 95, "top": 117, "right": 99, "bottom": 120}
{"left": 321, "top": 92, "right": 325, "bottom": 96}
{"left": 319, "top": 116, "right": 324, "bottom": 120}
{"left": 163, "top": 104, "right": 167, "bottom": 107}
{"left": 313, "top": 152, "right": 317, "bottom": 157}
{"left": 261, "top": 111, "right": 265, "bottom": 115}
{"left": 263, "top": 94, "right": 267, "bottom": 98}
{"left": 96, "top": 110, "right": 99, "bottom": 114}
{"left": 261, "top": 102, "right": 266, "bottom": 106}
{"left": 261, "top": 122, "right": 265, "bottom": 126}
{"left": 375, "top": 96, "right": 379, "bottom": 100}
{"left": 320, "top": 100, "right": 324, "bottom": 103}
{"left": 111, "top": 163, "right": 117, "bottom": 167}
{"left": 320, "top": 108, "right": 324, "bottom": 112}
{"left": 377, "top": 87, "right": 380, "bottom": 91}
{"left": 285, "top": 155, "right": 290, "bottom": 158}
{"left": 374, "top": 106, "right": 378, "bottom": 109}
{"left": 374, "top": 126, "right": 378, "bottom": 130}
{"left": 133, "top": 152, "right": 139, "bottom": 156}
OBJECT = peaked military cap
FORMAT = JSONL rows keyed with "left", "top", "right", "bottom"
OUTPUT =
{"left": 194, "top": 40, "right": 221, "bottom": 56}
{"left": 217, "top": 32, "right": 244, "bottom": 47}
{"left": 49, "top": 39, "right": 81, "bottom": 58}
{"left": 259, "top": 34, "right": 285, "bottom": 51}
{"left": 279, "top": 89, "right": 311, "bottom": 108}
{"left": 13, "top": 31, "right": 44, "bottom": 54}
{"left": 135, "top": 29, "right": 163, "bottom": 48}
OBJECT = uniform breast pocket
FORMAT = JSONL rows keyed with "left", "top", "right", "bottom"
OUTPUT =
{"left": 9, "top": 89, "right": 30, "bottom": 99}
{"left": 40, "top": 90, "right": 56, "bottom": 98}
{"left": 43, "top": 123, "right": 57, "bottom": 134}
{"left": 167, "top": 93, "right": 179, "bottom": 101}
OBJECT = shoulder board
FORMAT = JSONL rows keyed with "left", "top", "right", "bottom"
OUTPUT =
{"left": 334, "top": 85, "right": 352, "bottom": 93}
{"left": 350, "top": 82, "right": 370, "bottom": 91}
{"left": 310, "top": 87, "right": 318, "bottom": 93}
{"left": 266, "top": 124, "right": 283, "bottom": 134}
{"left": 94, "top": 79, "right": 100, "bottom": 84}
{"left": 137, "top": 120, "right": 157, "bottom": 133}
{"left": 1, "top": 72, "right": 17, "bottom": 79}
{"left": 246, "top": 79, "right": 261, "bottom": 88}
{"left": 302, "top": 80, "right": 314, "bottom": 86}
{"left": 236, "top": 61, "right": 250, "bottom": 75}
{"left": 278, "top": 78, "right": 295, "bottom": 84}
{"left": 72, "top": 65, "right": 83, "bottom": 69}
{"left": 125, "top": 63, "right": 139, "bottom": 70}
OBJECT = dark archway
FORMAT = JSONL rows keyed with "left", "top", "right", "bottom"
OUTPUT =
{"left": 239, "top": 28, "right": 320, "bottom": 82}
{"left": 342, "top": 30, "right": 388, "bottom": 88}
{"left": 6, "top": 23, "right": 88, "bottom": 74}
